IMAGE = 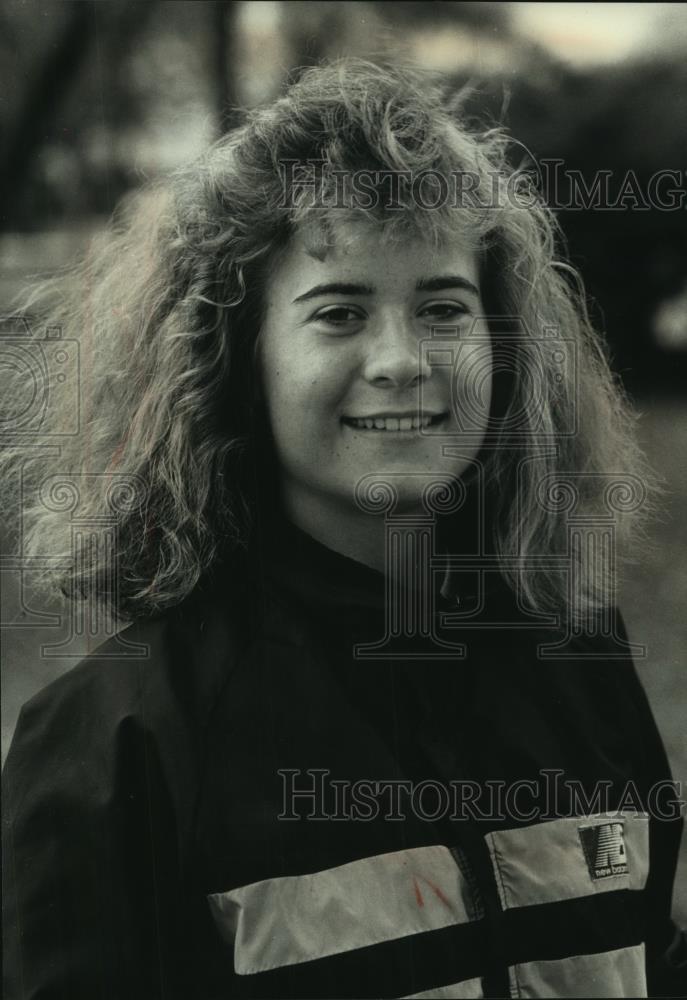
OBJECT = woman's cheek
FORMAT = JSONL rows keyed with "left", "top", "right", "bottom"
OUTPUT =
{"left": 451, "top": 341, "right": 493, "bottom": 433}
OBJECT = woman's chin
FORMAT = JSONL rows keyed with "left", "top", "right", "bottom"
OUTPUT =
{"left": 351, "top": 469, "right": 467, "bottom": 516}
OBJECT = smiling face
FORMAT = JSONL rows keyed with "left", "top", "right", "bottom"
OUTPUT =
{"left": 258, "top": 224, "right": 493, "bottom": 537}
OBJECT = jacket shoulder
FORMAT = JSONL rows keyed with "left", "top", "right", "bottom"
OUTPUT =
{"left": 1, "top": 609, "right": 212, "bottom": 999}
{"left": 15, "top": 615, "right": 172, "bottom": 731}
{"left": 4, "top": 588, "right": 250, "bottom": 803}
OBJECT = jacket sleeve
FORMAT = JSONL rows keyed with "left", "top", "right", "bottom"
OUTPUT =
{"left": 616, "top": 614, "right": 687, "bottom": 998}
{"left": 2, "top": 662, "right": 187, "bottom": 1000}
{"left": 633, "top": 672, "right": 687, "bottom": 998}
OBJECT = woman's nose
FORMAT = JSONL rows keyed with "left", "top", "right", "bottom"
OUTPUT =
{"left": 362, "top": 315, "right": 431, "bottom": 389}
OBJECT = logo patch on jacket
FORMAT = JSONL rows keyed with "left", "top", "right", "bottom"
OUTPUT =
{"left": 578, "top": 821, "right": 628, "bottom": 880}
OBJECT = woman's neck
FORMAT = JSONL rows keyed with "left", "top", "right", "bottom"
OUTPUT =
{"left": 281, "top": 485, "right": 440, "bottom": 577}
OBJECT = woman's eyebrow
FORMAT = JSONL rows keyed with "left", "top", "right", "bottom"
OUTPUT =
{"left": 416, "top": 275, "right": 480, "bottom": 296}
{"left": 292, "top": 275, "right": 480, "bottom": 304}
{"left": 292, "top": 282, "right": 375, "bottom": 303}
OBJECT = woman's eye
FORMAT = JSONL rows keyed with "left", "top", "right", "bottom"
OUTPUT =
{"left": 419, "top": 302, "right": 470, "bottom": 322}
{"left": 313, "top": 306, "right": 364, "bottom": 327}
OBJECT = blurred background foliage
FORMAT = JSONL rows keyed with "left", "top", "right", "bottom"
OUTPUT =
{"left": 2, "top": 0, "right": 687, "bottom": 388}
{"left": 1, "top": 0, "right": 686, "bottom": 919}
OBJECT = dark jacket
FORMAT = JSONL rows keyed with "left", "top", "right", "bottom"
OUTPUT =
{"left": 3, "top": 515, "right": 686, "bottom": 999}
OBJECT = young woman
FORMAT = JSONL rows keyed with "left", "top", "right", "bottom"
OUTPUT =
{"left": 2, "top": 60, "right": 685, "bottom": 999}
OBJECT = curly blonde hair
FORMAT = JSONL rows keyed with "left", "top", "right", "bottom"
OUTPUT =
{"left": 0, "top": 59, "right": 656, "bottom": 622}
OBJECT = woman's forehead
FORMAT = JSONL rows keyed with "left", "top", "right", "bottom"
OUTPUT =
{"left": 291, "top": 217, "right": 482, "bottom": 269}
{"left": 293, "top": 213, "right": 482, "bottom": 257}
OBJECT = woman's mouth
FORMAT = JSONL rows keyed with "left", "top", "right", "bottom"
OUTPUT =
{"left": 341, "top": 413, "right": 447, "bottom": 432}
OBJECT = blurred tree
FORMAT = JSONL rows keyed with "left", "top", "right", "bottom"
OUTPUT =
{"left": 213, "top": 0, "right": 239, "bottom": 134}
{"left": 374, "top": 1, "right": 511, "bottom": 33}
{"left": 1, "top": 0, "right": 159, "bottom": 228}
{"left": 280, "top": 1, "right": 362, "bottom": 70}
{"left": 1, "top": 1, "right": 95, "bottom": 224}
{"left": 448, "top": 54, "right": 687, "bottom": 390}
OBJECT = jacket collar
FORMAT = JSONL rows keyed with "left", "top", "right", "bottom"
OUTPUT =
{"left": 248, "top": 498, "right": 504, "bottom": 618}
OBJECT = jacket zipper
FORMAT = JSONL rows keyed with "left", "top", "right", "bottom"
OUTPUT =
{"left": 448, "top": 828, "right": 512, "bottom": 998}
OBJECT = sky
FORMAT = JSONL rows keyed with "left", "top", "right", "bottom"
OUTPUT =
{"left": 510, "top": 2, "right": 687, "bottom": 66}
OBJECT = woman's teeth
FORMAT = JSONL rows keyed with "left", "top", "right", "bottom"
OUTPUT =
{"left": 346, "top": 415, "right": 437, "bottom": 431}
